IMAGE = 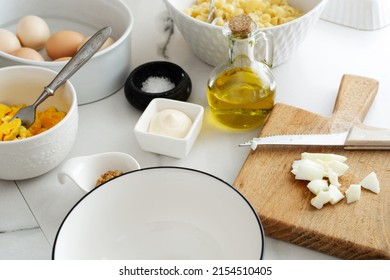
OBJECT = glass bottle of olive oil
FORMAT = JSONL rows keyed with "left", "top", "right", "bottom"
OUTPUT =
{"left": 207, "top": 14, "right": 276, "bottom": 129}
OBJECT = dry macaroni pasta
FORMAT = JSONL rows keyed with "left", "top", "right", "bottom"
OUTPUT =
{"left": 184, "top": 0, "right": 302, "bottom": 28}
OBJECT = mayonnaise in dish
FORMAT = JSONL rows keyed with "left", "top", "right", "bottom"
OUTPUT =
{"left": 148, "top": 109, "right": 192, "bottom": 138}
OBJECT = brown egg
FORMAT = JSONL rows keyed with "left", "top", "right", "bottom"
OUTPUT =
{"left": 10, "top": 47, "right": 45, "bottom": 61}
{"left": 54, "top": 56, "right": 72, "bottom": 62}
{"left": 78, "top": 36, "right": 115, "bottom": 51}
{"left": 0, "top": 28, "right": 21, "bottom": 53}
{"left": 45, "top": 30, "right": 85, "bottom": 60}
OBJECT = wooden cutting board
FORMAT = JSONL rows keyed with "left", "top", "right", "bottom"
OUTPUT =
{"left": 234, "top": 74, "right": 390, "bottom": 259}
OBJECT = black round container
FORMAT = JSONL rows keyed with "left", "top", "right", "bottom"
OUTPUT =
{"left": 124, "top": 61, "right": 192, "bottom": 110}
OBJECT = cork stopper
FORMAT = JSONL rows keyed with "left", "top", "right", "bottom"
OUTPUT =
{"left": 229, "top": 14, "right": 253, "bottom": 35}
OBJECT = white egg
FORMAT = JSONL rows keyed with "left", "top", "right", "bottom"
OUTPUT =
{"left": 311, "top": 190, "right": 331, "bottom": 209}
{"left": 329, "top": 184, "right": 344, "bottom": 205}
{"left": 307, "top": 179, "right": 329, "bottom": 195}
{"left": 345, "top": 184, "right": 361, "bottom": 204}
{"left": 16, "top": 15, "right": 50, "bottom": 50}
{"left": 0, "top": 28, "right": 21, "bottom": 53}
{"left": 360, "top": 171, "right": 380, "bottom": 194}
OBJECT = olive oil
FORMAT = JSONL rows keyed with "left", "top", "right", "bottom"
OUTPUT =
{"left": 206, "top": 14, "right": 276, "bottom": 130}
{"left": 207, "top": 67, "right": 275, "bottom": 129}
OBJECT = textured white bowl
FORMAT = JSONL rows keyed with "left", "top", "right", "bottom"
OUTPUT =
{"left": 321, "top": 0, "right": 390, "bottom": 30}
{"left": 0, "top": 66, "right": 78, "bottom": 180}
{"left": 163, "top": 0, "right": 328, "bottom": 67}
{"left": 0, "top": 0, "right": 133, "bottom": 104}
{"left": 134, "top": 98, "right": 204, "bottom": 159}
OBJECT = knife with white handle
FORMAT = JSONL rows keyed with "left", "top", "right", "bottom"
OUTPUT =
{"left": 239, "top": 126, "right": 390, "bottom": 150}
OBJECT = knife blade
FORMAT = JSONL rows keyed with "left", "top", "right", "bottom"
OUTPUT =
{"left": 239, "top": 126, "right": 390, "bottom": 150}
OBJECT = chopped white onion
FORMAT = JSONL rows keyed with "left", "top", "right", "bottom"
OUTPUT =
{"left": 360, "top": 171, "right": 380, "bottom": 194}
{"left": 329, "top": 184, "right": 344, "bottom": 205}
{"left": 301, "top": 152, "right": 347, "bottom": 163}
{"left": 294, "top": 164, "right": 325, "bottom": 181}
{"left": 291, "top": 152, "right": 380, "bottom": 210}
{"left": 345, "top": 184, "right": 361, "bottom": 204}
{"left": 311, "top": 191, "right": 331, "bottom": 209}
{"left": 327, "top": 160, "right": 349, "bottom": 176}
{"left": 292, "top": 159, "right": 325, "bottom": 180}
{"left": 307, "top": 179, "right": 329, "bottom": 195}
{"left": 328, "top": 168, "right": 341, "bottom": 187}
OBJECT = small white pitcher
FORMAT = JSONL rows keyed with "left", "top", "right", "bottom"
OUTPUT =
{"left": 58, "top": 152, "right": 140, "bottom": 192}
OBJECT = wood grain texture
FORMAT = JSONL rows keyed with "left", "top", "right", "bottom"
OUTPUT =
{"left": 234, "top": 74, "right": 390, "bottom": 259}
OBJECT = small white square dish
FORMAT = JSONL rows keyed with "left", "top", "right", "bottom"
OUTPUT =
{"left": 134, "top": 98, "right": 204, "bottom": 158}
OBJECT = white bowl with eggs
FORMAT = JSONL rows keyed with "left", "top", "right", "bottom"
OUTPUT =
{"left": 0, "top": 0, "right": 133, "bottom": 104}
{"left": 134, "top": 98, "right": 204, "bottom": 159}
{"left": 163, "top": 0, "right": 328, "bottom": 67}
{"left": 0, "top": 66, "right": 78, "bottom": 180}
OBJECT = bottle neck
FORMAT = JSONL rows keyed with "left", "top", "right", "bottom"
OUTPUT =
{"left": 228, "top": 35, "right": 256, "bottom": 66}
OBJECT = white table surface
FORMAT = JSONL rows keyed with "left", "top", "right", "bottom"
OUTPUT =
{"left": 1, "top": 0, "right": 390, "bottom": 260}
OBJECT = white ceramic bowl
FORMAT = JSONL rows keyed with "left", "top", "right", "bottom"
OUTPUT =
{"left": 163, "top": 0, "right": 328, "bottom": 67}
{"left": 321, "top": 0, "right": 390, "bottom": 30}
{"left": 0, "top": 66, "right": 78, "bottom": 180}
{"left": 0, "top": 0, "right": 133, "bottom": 104}
{"left": 53, "top": 167, "right": 264, "bottom": 260}
{"left": 134, "top": 98, "right": 204, "bottom": 158}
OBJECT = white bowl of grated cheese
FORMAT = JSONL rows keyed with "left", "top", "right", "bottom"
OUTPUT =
{"left": 163, "top": 0, "right": 328, "bottom": 67}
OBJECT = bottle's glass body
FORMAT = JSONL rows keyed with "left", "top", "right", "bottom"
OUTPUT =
{"left": 207, "top": 16, "right": 276, "bottom": 129}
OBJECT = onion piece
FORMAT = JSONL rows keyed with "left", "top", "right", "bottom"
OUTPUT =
{"left": 307, "top": 179, "right": 329, "bottom": 195}
{"left": 329, "top": 184, "right": 344, "bottom": 205}
{"left": 360, "top": 171, "right": 380, "bottom": 194}
{"left": 294, "top": 164, "right": 325, "bottom": 181}
{"left": 292, "top": 159, "right": 325, "bottom": 180}
{"left": 301, "top": 152, "right": 347, "bottom": 163}
{"left": 345, "top": 184, "right": 361, "bottom": 204}
{"left": 311, "top": 191, "right": 331, "bottom": 209}
{"left": 328, "top": 168, "right": 341, "bottom": 187}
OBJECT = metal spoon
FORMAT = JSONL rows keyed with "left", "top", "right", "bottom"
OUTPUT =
{"left": 207, "top": 0, "right": 216, "bottom": 23}
{"left": 11, "top": 26, "right": 112, "bottom": 128}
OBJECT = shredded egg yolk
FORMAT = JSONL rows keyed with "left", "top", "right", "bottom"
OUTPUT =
{"left": 0, "top": 103, "right": 66, "bottom": 141}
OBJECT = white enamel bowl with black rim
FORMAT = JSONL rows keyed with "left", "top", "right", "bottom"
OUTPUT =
{"left": 53, "top": 167, "right": 264, "bottom": 260}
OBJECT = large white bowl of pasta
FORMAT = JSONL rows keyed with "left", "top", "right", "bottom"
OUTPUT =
{"left": 163, "top": 0, "right": 328, "bottom": 67}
